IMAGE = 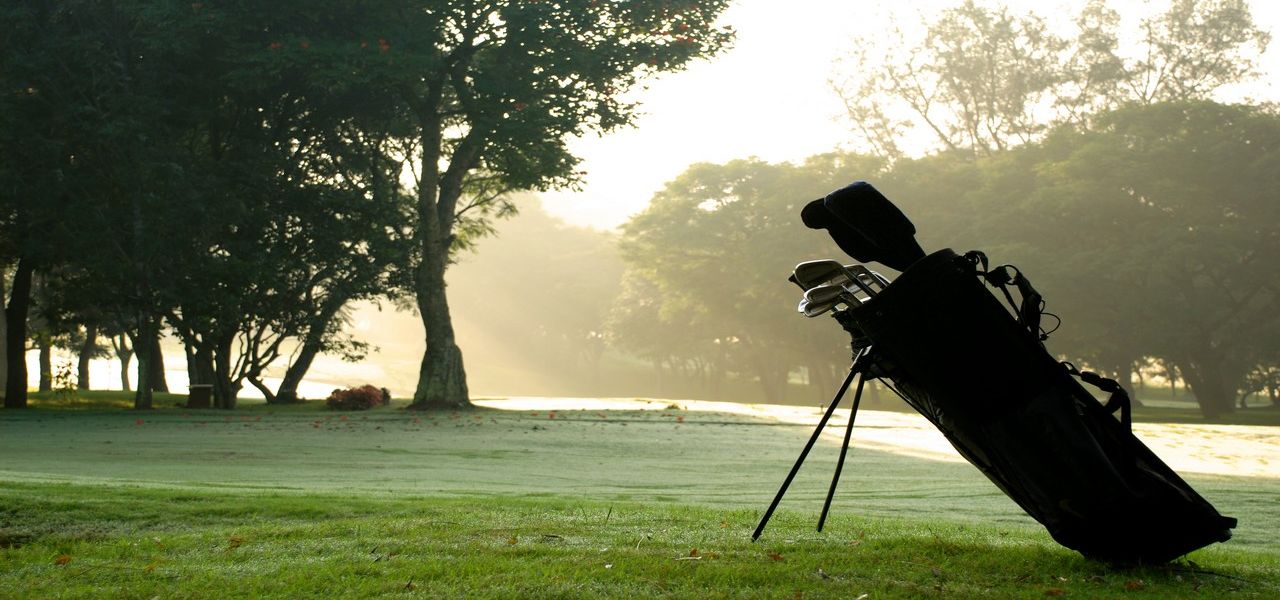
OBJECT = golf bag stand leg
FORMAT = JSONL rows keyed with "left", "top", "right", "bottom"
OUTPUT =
{"left": 752, "top": 346, "right": 871, "bottom": 541}
{"left": 817, "top": 372, "right": 867, "bottom": 532}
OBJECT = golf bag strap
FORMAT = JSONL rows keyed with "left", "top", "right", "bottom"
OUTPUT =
{"left": 964, "top": 251, "right": 1058, "bottom": 343}
{"left": 1063, "top": 362, "right": 1132, "bottom": 431}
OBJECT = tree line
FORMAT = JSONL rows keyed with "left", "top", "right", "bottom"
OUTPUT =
{"left": 0, "top": 0, "right": 732, "bottom": 410}
{"left": 611, "top": 0, "right": 1278, "bottom": 418}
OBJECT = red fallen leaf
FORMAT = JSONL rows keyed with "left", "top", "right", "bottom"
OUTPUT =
{"left": 514, "top": 101, "right": 527, "bottom": 111}
{"left": 378, "top": 38, "right": 390, "bottom": 53}
{"left": 300, "top": 41, "right": 310, "bottom": 49}
{"left": 548, "top": 413, "right": 556, "bottom": 419}
{"left": 1043, "top": 589, "right": 1065, "bottom": 597}
{"left": 676, "top": 416, "right": 684, "bottom": 423}
{"left": 340, "top": 415, "right": 349, "bottom": 421}
{"left": 768, "top": 552, "right": 784, "bottom": 562}
{"left": 268, "top": 41, "right": 283, "bottom": 50}
{"left": 506, "top": 535, "right": 518, "bottom": 545}
{"left": 135, "top": 419, "right": 145, "bottom": 425}
{"left": 1124, "top": 580, "right": 1145, "bottom": 590}
{"left": 54, "top": 554, "right": 71, "bottom": 566}
{"left": 688, "top": 548, "right": 699, "bottom": 557}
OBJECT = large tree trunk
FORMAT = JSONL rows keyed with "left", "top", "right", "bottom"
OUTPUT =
{"left": 148, "top": 336, "right": 168, "bottom": 392}
{"left": 77, "top": 324, "right": 98, "bottom": 390}
{"left": 274, "top": 296, "right": 346, "bottom": 404}
{"left": 37, "top": 339, "right": 52, "bottom": 392}
{"left": 130, "top": 317, "right": 157, "bottom": 410}
{"left": 212, "top": 330, "right": 239, "bottom": 409}
{"left": 0, "top": 267, "right": 8, "bottom": 395}
{"left": 411, "top": 270, "right": 470, "bottom": 409}
{"left": 1177, "top": 356, "right": 1236, "bottom": 418}
{"left": 3, "top": 258, "right": 33, "bottom": 408}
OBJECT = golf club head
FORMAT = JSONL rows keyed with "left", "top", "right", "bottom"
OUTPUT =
{"left": 799, "top": 282, "right": 853, "bottom": 317}
{"left": 801, "top": 181, "right": 926, "bottom": 272}
{"left": 791, "top": 259, "right": 853, "bottom": 291}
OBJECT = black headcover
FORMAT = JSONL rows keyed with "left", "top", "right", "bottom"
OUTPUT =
{"left": 801, "top": 182, "right": 926, "bottom": 272}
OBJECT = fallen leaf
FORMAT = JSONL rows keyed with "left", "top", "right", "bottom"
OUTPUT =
{"left": 688, "top": 548, "right": 699, "bottom": 557}
{"left": 506, "top": 536, "right": 518, "bottom": 545}
{"left": 720, "top": 521, "right": 730, "bottom": 529}
{"left": 675, "top": 416, "right": 684, "bottom": 423}
{"left": 1123, "top": 580, "right": 1145, "bottom": 590}
{"left": 54, "top": 554, "right": 71, "bottom": 566}
{"left": 144, "top": 561, "right": 159, "bottom": 573}
{"left": 404, "top": 579, "right": 415, "bottom": 590}
{"left": 1044, "top": 589, "right": 1065, "bottom": 597}
{"left": 931, "top": 567, "right": 942, "bottom": 577}
{"left": 227, "top": 536, "right": 244, "bottom": 550}
{"left": 768, "top": 551, "right": 785, "bottom": 562}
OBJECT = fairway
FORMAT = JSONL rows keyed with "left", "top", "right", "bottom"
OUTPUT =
{"left": 1, "top": 398, "right": 1278, "bottom": 598}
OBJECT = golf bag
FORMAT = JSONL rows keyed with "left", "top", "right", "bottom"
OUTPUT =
{"left": 837, "top": 248, "right": 1235, "bottom": 564}
{"left": 758, "top": 182, "right": 1235, "bottom": 564}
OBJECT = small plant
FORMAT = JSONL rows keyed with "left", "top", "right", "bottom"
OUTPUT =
{"left": 52, "top": 359, "right": 78, "bottom": 404}
{"left": 324, "top": 385, "right": 389, "bottom": 411}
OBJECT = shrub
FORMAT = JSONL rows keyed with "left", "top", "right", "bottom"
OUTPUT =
{"left": 325, "top": 385, "right": 389, "bottom": 411}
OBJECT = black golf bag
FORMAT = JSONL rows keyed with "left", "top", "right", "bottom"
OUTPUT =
{"left": 757, "top": 181, "right": 1236, "bottom": 564}
{"left": 838, "top": 248, "right": 1235, "bottom": 564}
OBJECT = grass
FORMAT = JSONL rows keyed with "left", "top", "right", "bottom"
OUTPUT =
{"left": 1, "top": 393, "right": 1278, "bottom": 598}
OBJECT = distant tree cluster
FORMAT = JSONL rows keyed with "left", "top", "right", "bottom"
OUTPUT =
{"left": 0, "top": 1, "right": 732, "bottom": 410}
{"left": 613, "top": 0, "right": 1279, "bottom": 418}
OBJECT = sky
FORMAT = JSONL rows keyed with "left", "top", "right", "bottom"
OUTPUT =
{"left": 538, "top": 0, "right": 1280, "bottom": 231}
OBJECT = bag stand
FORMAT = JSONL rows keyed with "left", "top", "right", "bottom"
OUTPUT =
{"left": 752, "top": 345, "right": 873, "bottom": 541}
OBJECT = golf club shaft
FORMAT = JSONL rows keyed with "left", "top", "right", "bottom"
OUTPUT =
{"left": 752, "top": 349, "right": 866, "bottom": 541}
{"left": 817, "top": 372, "right": 867, "bottom": 532}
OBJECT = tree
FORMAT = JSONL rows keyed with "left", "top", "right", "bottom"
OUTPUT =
{"left": 1031, "top": 102, "right": 1280, "bottom": 417}
{"left": 873, "top": 101, "right": 1280, "bottom": 418}
{"left": 359, "top": 1, "right": 735, "bottom": 409}
{"left": 835, "top": 0, "right": 1270, "bottom": 159}
{"left": 616, "top": 155, "right": 885, "bottom": 403}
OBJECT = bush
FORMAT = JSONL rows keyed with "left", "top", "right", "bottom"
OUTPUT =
{"left": 325, "top": 385, "right": 390, "bottom": 411}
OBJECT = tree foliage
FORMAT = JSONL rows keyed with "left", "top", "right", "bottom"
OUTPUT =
{"left": 614, "top": 155, "right": 885, "bottom": 402}
{"left": 835, "top": 0, "right": 1270, "bottom": 159}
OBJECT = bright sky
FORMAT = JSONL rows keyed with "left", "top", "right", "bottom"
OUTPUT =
{"left": 539, "top": 0, "right": 1280, "bottom": 230}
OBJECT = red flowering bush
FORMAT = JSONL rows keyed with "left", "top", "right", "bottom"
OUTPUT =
{"left": 325, "top": 385, "right": 390, "bottom": 411}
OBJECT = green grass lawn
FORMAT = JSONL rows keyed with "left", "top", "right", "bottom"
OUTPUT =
{"left": 1, "top": 394, "right": 1277, "bottom": 598}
